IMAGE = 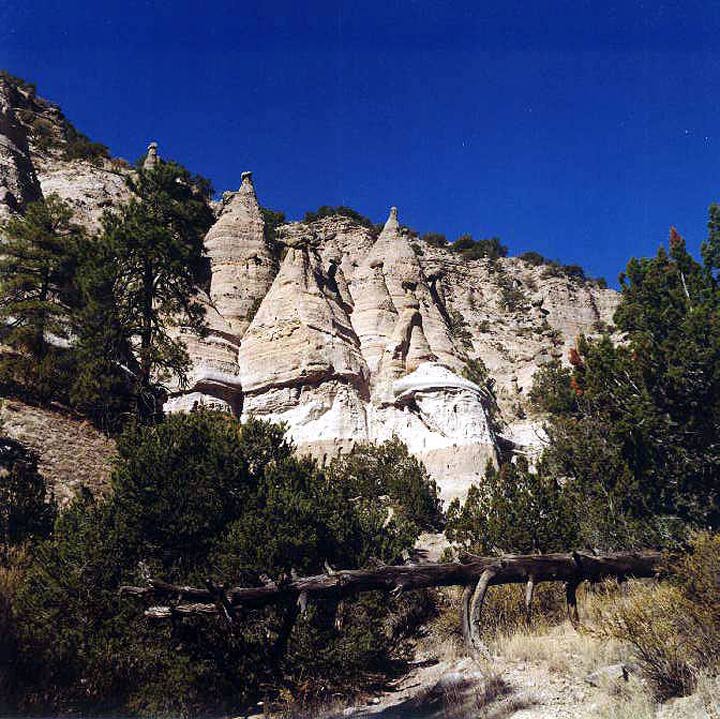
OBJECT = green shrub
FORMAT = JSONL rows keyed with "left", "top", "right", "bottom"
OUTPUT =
{"left": 327, "top": 437, "right": 443, "bottom": 533}
{"left": 528, "top": 360, "right": 576, "bottom": 415}
{"left": 63, "top": 136, "right": 110, "bottom": 162}
{"left": 518, "top": 250, "right": 547, "bottom": 267}
{"left": 447, "top": 308, "right": 474, "bottom": 349}
{"left": 0, "top": 434, "right": 55, "bottom": 549}
{"left": 303, "top": 205, "right": 374, "bottom": 228}
{"left": 446, "top": 458, "right": 577, "bottom": 555}
{"left": 261, "top": 207, "right": 286, "bottom": 247}
{"left": 62, "top": 124, "right": 109, "bottom": 162}
{"left": 11, "top": 413, "right": 431, "bottom": 715}
{"left": 520, "top": 251, "right": 606, "bottom": 286}
{"left": 421, "top": 232, "right": 448, "bottom": 247}
{"left": 450, "top": 234, "right": 508, "bottom": 260}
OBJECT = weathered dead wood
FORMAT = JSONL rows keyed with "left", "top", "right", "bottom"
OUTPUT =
{"left": 467, "top": 566, "right": 499, "bottom": 654}
{"left": 122, "top": 550, "right": 661, "bottom": 642}
{"left": 565, "top": 580, "right": 580, "bottom": 626}
{"left": 525, "top": 575, "right": 536, "bottom": 625}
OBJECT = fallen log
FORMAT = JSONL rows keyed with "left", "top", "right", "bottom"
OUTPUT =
{"left": 121, "top": 549, "right": 662, "bottom": 649}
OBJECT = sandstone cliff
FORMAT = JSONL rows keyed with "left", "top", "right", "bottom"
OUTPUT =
{"left": 165, "top": 177, "right": 617, "bottom": 502}
{"left": 0, "top": 76, "right": 619, "bottom": 502}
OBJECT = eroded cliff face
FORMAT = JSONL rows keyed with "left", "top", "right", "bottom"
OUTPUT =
{"left": 175, "top": 178, "right": 620, "bottom": 501}
{"left": 0, "top": 77, "right": 42, "bottom": 218}
{"left": 165, "top": 176, "right": 618, "bottom": 502}
{"left": 0, "top": 77, "right": 619, "bottom": 503}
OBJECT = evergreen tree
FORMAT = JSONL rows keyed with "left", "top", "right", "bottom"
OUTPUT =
{"left": 533, "top": 226, "right": 720, "bottom": 548}
{"left": 0, "top": 428, "right": 55, "bottom": 550}
{"left": 12, "top": 413, "right": 428, "bottom": 714}
{"left": 446, "top": 458, "right": 576, "bottom": 555}
{"left": 0, "top": 195, "right": 82, "bottom": 401}
{"left": 73, "top": 159, "right": 214, "bottom": 425}
{"left": 327, "top": 437, "right": 444, "bottom": 533}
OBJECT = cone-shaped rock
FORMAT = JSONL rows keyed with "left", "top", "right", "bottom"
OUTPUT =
{"left": 238, "top": 242, "right": 370, "bottom": 456}
{"left": 350, "top": 206, "right": 423, "bottom": 373}
{"left": 205, "top": 171, "right": 276, "bottom": 336}
{"left": 143, "top": 141, "right": 159, "bottom": 170}
{"left": 238, "top": 242, "right": 366, "bottom": 395}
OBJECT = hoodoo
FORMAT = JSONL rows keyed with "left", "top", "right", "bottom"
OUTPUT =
{"left": 205, "top": 171, "right": 277, "bottom": 336}
{"left": 0, "top": 71, "right": 619, "bottom": 502}
{"left": 142, "top": 141, "right": 159, "bottom": 169}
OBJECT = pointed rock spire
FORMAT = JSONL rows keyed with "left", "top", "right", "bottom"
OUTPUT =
{"left": 238, "top": 243, "right": 366, "bottom": 396}
{"left": 205, "top": 172, "right": 277, "bottom": 336}
{"left": 143, "top": 141, "right": 159, "bottom": 170}
{"left": 384, "top": 206, "right": 399, "bottom": 232}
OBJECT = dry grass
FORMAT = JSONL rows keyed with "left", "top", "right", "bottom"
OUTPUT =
{"left": 592, "top": 533, "right": 720, "bottom": 702}
{"left": 590, "top": 684, "right": 657, "bottom": 719}
{"left": 0, "top": 398, "right": 116, "bottom": 505}
{"left": 492, "top": 620, "right": 630, "bottom": 677}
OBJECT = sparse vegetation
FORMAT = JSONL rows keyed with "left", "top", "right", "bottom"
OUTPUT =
{"left": 595, "top": 533, "right": 720, "bottom": 701}
{"left": 519, "top": 250, "right": 607, "bottom": 286}
{"left": 303, "top": 205, "right": 375, "bottom": 228}
{"left": 451, "top": 234, "right": 508, "bottom": 260}
{"left": 496, "top": 271, "right": 529, "bottom": 313}
{"left": 421, "top": 231, "right": 448, "bottom": 247}
{"left": 0, "top": 71, "right": 37, "bottom": 96}
{"left": 447, "top": 308, "right": 474, "bottom": 349}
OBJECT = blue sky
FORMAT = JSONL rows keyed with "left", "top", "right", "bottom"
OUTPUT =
{"left": 3, "top": 1, "right": 720, "bottom": 285}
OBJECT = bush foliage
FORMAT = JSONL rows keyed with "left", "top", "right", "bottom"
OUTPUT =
{"left": 596, "top": 533, "right": 720, "bottom": 700}
{"left": 451, "top": 234, "right": 508, "bottom": 260}
{"left": 5, "top": 413, "right": 433, "bottom": 715}
{"left": 303, "top": 205, "right": 375, "bottom": 228}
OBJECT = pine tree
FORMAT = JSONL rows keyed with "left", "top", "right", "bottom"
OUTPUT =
{"left": 73, "top": 159, "right": 214, "bottom": 425}
{"left": 0, "top": 195, "right": 82, "bottom": 401}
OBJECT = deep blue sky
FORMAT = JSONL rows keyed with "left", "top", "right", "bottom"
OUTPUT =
{"left": 3, "top": 1, "right": 720, "bottom": 285}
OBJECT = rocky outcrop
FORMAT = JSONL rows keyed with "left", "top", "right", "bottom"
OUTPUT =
{"left": 205, "top": 172, "right": 277, "bottom": 336}
{"left": 164, "top": 291, "right": 242, "bottom": 415}
{"left": 0, "top": 399, "right": 116, "bottom": 505}
{"left": 375, "top": 363, "right": 497, "bottom": 503}
{"left": 0, "top": 77, "right": 42, "bottom": 218}
{"left": 0, "top": 75, "right": 620, "bottom": 503}
{"left": 36, "top": 160, "right": 131, "bottom": 230}
{"left": 170, "top": 197, "right": 616, "bottom": 502}
{"left": 237, "top": 235, "right": 370, "bottom": 458}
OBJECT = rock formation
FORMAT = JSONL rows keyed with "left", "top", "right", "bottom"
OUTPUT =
{"left": 143, "top": 141, "right": 159, "bottom": 170}
{"left": 164, "top": 291, "right": 242, "bottom": 415}
{"left": 205, "top": 172, "right": 277, "bottom": 336}
{"left": 0, "top": 75, "right": 621, "bottom": 503}
{"left": 0, "top": 77, "right": 42, "bottom": 218}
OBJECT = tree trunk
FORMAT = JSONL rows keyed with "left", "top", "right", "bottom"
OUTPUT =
{"left": 122, "top": 550, "right": 661, "bottom": 619}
